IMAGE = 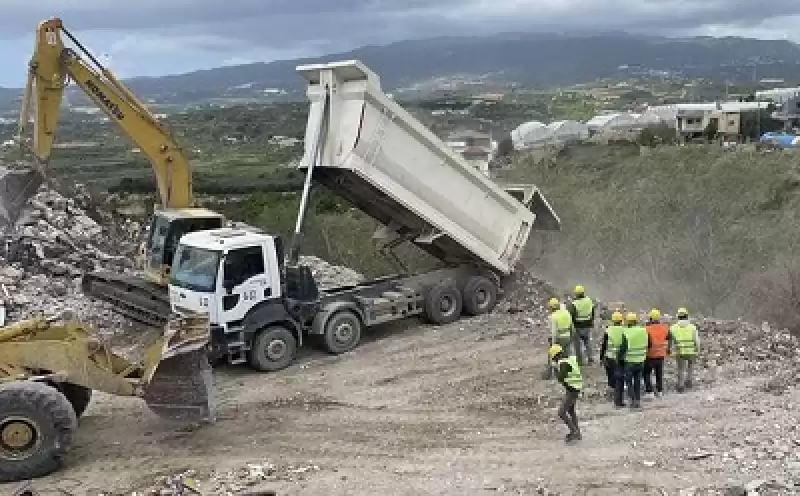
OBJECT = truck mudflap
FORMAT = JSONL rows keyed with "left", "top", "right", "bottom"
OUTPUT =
{"left": 141, "top": 313, "right": 216, "bottom": 423}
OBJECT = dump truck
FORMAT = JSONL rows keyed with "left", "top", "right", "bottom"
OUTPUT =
{"left": 168, "top": 60, "right": 560, "bottom": 371}
{"left": 0, "top": 312, "right": 214, "bottom": 483}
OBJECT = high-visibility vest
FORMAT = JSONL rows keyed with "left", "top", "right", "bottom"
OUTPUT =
{"left": 557, "top": 355, "right": 583, "bottom": 390}
{"left": 604, "top": 325, "right": 625, "bottom": 360}
{"left": 623, "top": 325, "right": 648, "bottom": 364}
{"left": 670, "top": 322, "right": 698, "bottom": 356}
{"left": 572, "top": 296, "right": 594, "bottom": 323}
{"left": 646, "top": 322, "right": 669, "bottom": 358}
{"left": 550, "top": 309, "right": 572, "bottom": 339}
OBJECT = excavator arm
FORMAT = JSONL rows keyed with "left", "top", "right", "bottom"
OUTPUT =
{"left": 17, "top": 18, "right": 193, "bottom": 209}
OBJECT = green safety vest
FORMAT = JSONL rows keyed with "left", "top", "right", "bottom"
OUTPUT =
{"left": 605, "top": 325, "right": 625, "bottom": 359}
{"left": 572, "top": 297, "right": 594, "bottom": 322}
{"left": 623, "top": 325, "right": 648, "bottom": 363}
{"left": 551, "top": 309, "right": 573, "bottom": 339}
{"left": 670, "top": 322, "right": 698, "bottom": 356}
{"left": 558, "top": 355, "right": 583, "bottom": 390}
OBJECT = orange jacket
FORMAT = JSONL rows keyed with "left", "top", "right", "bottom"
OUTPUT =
{"left": 645, "top": 322, "right": 669, "bottom": 358}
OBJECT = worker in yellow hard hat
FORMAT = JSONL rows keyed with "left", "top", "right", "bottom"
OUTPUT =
{"left": 549, "top": 343, "right": 583, "bottom": 443}
{"left": 567, "top": 284, "right": 596, "bottom": 366}
{"left": 599, "top": 311, "right": 625, "bottom": 402}
{"left": 544, "top": 297, "right": 574, "bottom": 379}
{"left": 668, "top": 307, "right": 700, "bottom": 393}
{"left": 617, "top": 312, "right": 649, "bottom": 410}
{"left": 644, "top": 308, "right": 669, "bottom": 398}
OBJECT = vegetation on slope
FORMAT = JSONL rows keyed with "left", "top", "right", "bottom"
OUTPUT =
{"left": 498, "top": 143, "right": 800, "bottom": 329}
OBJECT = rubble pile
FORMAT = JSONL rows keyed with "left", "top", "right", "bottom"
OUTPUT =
{"left": 300, "top": 254, "right": 363, "bottom": 288}
{"left": 496, "top": 265, "right": 556, "bottom": 317}
{"left": 696, "top": 318, "right": 800, "bottom": 386}
{"left": 0, "top": 184, "right": 141, "bottom": 330}
{"left": 131, "top": 462, "right": 320, "bottom": 495}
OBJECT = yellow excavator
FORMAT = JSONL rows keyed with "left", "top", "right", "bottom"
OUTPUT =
{"left": 11, "top": 17, "right": 225, "bottom": 327}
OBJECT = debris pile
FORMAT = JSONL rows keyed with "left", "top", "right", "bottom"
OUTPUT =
{"left": 300, "top": 254, "right": 363, "bottom": 289}
{"left": 132, "top": 462, "right": 320, "bottom": 495}
{"left": 0, "top": 184, "right": 141, "bottom": 330}
{"left": 496, "top": 266, "right": 556, "bottom": 317}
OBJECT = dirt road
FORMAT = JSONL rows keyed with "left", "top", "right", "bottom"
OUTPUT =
{"left": 8, "top": 310, "right": 800, "bottom": 495}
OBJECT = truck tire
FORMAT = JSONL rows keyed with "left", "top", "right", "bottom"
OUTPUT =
{"left": 323, "top": 310, "right": 363, "bottom": 354}
{"left": 0, "top": 380, "right": 78, "bottom": 483}
{"left": 247, "top": 326, "right": 298, "bottom": 372}
{"left": 424, "top": 283, "right": 463, "bottom": 325}
{"left": 58, "top": 383, "right": 93, "bottom": 419}
{"left": 462, "top": 276, "right": 498, "bottom": 316}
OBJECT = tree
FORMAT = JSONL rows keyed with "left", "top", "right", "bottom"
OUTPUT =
{"left": 703, "top": 119, "right": 719, "bottom": 141}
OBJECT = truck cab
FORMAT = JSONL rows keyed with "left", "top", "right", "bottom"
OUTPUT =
{"left": 168, "top": 228, "right": 318, "bottom": 371}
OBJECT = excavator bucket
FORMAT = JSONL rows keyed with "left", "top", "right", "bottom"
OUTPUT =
{"left": 141, "top": 313, "right": 216, "bottom": 423}
{"left": 0, "top": 167, "right": 44, "bottom": 233}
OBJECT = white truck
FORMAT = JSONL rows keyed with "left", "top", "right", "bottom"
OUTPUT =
{"left": 168, "top": 60, "right": 560, "bottom": 371}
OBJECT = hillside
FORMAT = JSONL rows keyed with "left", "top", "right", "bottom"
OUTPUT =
{"left": 496, "top": 143, "right": 800, "bottom": 330}
{"left": 115, "top": 33, "right": 800, "bottom": 102}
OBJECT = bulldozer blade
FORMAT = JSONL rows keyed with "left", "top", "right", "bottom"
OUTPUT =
{"left": 142, "top": 313, "right": 216, "bottom": 423}
{"left": 0, "top": 167, "right": 44, "bottom": 232}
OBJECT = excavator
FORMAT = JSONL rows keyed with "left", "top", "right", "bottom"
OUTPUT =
{"left": 8, "top": 17, "right": 225, "bottom": 328}
{"left": 0, "top": 19, "right": 219, "bottom": 483}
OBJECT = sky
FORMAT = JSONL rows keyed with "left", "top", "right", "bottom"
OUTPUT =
{"left": 1, "top": 0, "right": 799, "bottom": 87}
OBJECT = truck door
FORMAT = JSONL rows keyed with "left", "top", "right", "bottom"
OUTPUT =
{"left": 220, "top": 245, "right": 271, "bottom": 323}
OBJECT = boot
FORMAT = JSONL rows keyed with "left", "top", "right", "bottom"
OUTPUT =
{"left": 573, "top": 428, "right": 582, "bottom": 441}
{"left": 685, "top": 381, "right": 693, "bottom": 390}
{"left": 655, "top": 391, "right": 663, "bottom": 399}
{"left": 676, "top": 386, "right": 685, "bottom": 394}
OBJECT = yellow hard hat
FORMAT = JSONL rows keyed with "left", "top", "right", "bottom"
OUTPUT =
{"left": 547, "top": 297, "right": 560, "bottom": 310}
{"left": 677, "top": 307, "right": 689, "bottom": 317}
{"left": 573, "top": 284, "right": 585, "bottom": 295}
{"left": 625, "top": 312, "right": 638, "bottom": 324}
{"left": 548, "top": 344, "right": 563, "bottom": 359}
{"left": 647, "top": 308, "right": 661, "bottom": 320}
{"left": 611, "top": 311, "right": 623, "bottom": 323}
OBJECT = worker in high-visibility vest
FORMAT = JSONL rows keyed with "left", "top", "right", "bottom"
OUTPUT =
{"left": 549, "top": 343, "right": 583, "bottom": 443}
{"left": 644, "top": 308, "right": 669, "bottom": 398}
{"left": 567, "top": 284, "right": 595, "bottom": 366}
{"left": 669, "top": 307, "right": 700, "bottom": 393}
{"left": 617, "top": 312, "right": 649, "bottom": 410}
{"left": 599, "top": 311, "right": 625, "bottom": 404}
{"left": 544, "top": 297, "right": 574, "bottom": 379}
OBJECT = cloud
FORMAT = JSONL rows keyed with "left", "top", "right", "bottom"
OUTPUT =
{"left": 0, "top": 0, "right": 797, "bottom": 86}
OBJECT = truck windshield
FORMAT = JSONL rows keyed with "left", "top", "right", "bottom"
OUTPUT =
{"left": 170, "top": 244, "right": 221, "bottom": 293}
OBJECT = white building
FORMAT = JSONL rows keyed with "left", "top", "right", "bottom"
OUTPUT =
{"left": 586, "top": 113, "right": 639, "bottom": 134}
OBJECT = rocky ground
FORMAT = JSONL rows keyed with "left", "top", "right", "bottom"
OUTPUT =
{"left": 1, "top": 185, "right": 799, "bottom": 495}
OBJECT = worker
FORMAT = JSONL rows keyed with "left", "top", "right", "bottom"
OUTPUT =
{"left": 669, "top": 307, "right": 700, "bottom": 393}
{"left": 567, "top": 284, "right": 595, "bottom": 366}
{"left": 544, "top": 297, "right": 574, "bottom": 379}
{"left": 617, "top": 312, "right": 649, "bottom": 409}
{"left": 549, "top": 343, "right": 582, "bottom": 443}
{"left": 643, "top": 308, "right": 669, "bottom": 398}
{"left": 598, "top": 311, "right": 625, "bottom": 402}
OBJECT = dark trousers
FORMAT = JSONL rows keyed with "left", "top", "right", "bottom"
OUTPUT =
{"left": 643, "top": 357, "right": 664, "bottom": 393}
{"left": 558, "top": 388, "right": 580, "bottom": 434}
{"left": 611, "top": 360, "right": 626, "bottom": 406}
{"left": 624, "top": 362, "right": 644, "bottom": 403}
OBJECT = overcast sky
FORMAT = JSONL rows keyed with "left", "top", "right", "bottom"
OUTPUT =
{"left": 1, "top": 0, "right": 798, "bottom": 87}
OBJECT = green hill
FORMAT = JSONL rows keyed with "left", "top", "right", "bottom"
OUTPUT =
{"left": 497, "top": 143, "right": 800, "bottom": 329}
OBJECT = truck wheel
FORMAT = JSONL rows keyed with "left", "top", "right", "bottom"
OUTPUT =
{"left": 323, "top": 310, "right": 363, "bottom": 354}
{"left": 424, "top": 283, "right": 463, "bottom": 325}
{"left": 248, "top": 326, "right": 298, "bottom": 372}
{"left": 0, "top": 381, "right": 77, "bottom": 483}
{"left": 57, "top": 383, "right": 93, "bottom": 419}
{"left": 462, "top": 276, "right": 498, "bottom": 316}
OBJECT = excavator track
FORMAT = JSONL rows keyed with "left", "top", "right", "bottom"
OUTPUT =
{"left": 81, "top": 271, "right": 171, "bottom": 328}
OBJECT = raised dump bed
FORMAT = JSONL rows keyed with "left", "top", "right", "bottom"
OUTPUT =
{"left": 296, "top": 60, "right": 560, "bottom": 277}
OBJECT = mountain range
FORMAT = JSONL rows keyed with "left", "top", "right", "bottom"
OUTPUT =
{"left": 3, "top": 31, "right": 800, "bottom": 109}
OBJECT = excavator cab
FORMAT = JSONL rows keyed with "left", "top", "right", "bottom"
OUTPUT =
{"left": 144, "top": 209, "right": 225, "bottom": 284}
